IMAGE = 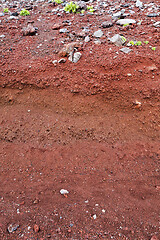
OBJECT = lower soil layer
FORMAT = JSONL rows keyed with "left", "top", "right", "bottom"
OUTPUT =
{"left": 0, "top": 87, "right": 159, "bottom": 239}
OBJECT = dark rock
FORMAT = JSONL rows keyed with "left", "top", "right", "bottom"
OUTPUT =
{"left": 11, "top": 12, "right": 19, "bottom": 16}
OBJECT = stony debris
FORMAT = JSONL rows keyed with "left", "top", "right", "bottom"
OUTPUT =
{"left": 8, "top": 224, "right": 19, "bottom": 233}
{"left": 84, "top": 36, "right": 90, "bottom": 42}
{"left": 151, "top": 235, "right": 159, "bottom": 240}
{"left": 33, "top": 224, "right": 40, "bottom": 233}
{"left": 102, "top": 21, "right": 113, "bottom": 28}
{"left": 60, "top": 189, "right": 69, "bottom": 195}
{"left": 58, "top": 58, "right": 66, "bottom": 63}
{"left": 69, "top": 52, "right": 82, "bottom": 63}
{"left": 136, "top": 0, "right": 143, "bottom": 8}
{"left": 22, "top": 24, "right": 36, "bottom": 36}
{"left": 117, "top": 19, "right": 136, "bottom": 25}
{"left": 93, "top": 30, "right": 103, "bottom": 38}
{"left": 59, "top": 42, "right": 82, "bottom": 57}
{"left": 153, "top": 21, "right": 160, "bottom": 27}
{"left": 109, "top": 34, "right": 126, "bottom": 47}
{"left": 120, "top": 47, "right": 132, "bottom": 54}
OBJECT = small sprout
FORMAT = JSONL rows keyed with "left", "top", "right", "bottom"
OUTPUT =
{"left": 54, "top": 0, "right": 63, "bottom": 4}
{"left": 64, "top": 2, "right": 79, "bottom": 13}
{"left": 121, "top": 36, "right": 126, "bottom": 43}
{"left": 89, "top": 8, "right": 95, "bottom": 12}
{"left": 151, "top": 47, "right": 156, "bottom": 51}
{"left": 135, "top": 41, "right": 142, "bottom": 46}
{"left": 20, "top": 9, "right": 30, "bottom": 16}
{"left": 144, "top": 41, "right": 149, "bottom": 44}
{"left": 123, "top": 23, "right": 129, "bottom": 27}
{"left": 3, "top": 8, "right": 9, "bottom": 13}
{"left": 87, "top": 5, "right": 95, "bottom": 12}
{"left": 129, "top": 40, "right": 135, "bottom": 45}
{"left": 81, "top": 10, "right": 85, "bottom": 14}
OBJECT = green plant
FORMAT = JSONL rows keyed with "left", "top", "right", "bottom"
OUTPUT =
{"left": 135, "top": 41, "right": 142, "bottom": 46}
{"left": 81, "top": 10, "right": 85, "bottom": 14}
{"left": 144, "top": 41, "right": 149, "bottom": 44}
{"left": 152, "top": 47, "right": 156, "bottom": 51}
{"left": 123, "top": 23, "right": 129, "bottom": 27}
{"left": 121, "top": 36, "right": 126, "bottom": 43}
{"left": 54, "top": 0, "right": 63, "bottom": 4}
{"left": 3, "top": 8, "right": 9, "bottom": 13}
{"left": 20, "top": 9, "right": 30, "bottom": 16}
{"left": 129, "top": 40, "right": 135, "bottom": 45}
{"left": 64, "top": 2, "right": 79, "bottom": 13}
{"left": 87, "top": 5, "right": 95, "bottom": 12}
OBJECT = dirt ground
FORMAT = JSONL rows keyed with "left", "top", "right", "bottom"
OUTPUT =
{"left": 0, "top": 0, "right": 160, "bottom": 239}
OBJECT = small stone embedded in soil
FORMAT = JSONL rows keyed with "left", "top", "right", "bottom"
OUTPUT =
{"left": 110, "top": 34, "right": 125, "bottom": 47}
{"left": 22, "top": 24, "right": 36, "bottom": 36}
{"left": 93, "top": 214, "right": 97, "bottom": 219}
{"left": 68, "top": 52, "right": 82, "bottom": 63}
{"left": 117, "top": 19, "right": 136, "bottom": 25}
{"left": 60, "top": 189, "right": 69, "bottom": 195}
{"left": 120, "top": 47, "right": 132, "bottom": 54}
{"left": 59, "top": 42, "right": 82, "bottom": 57}
{"left": 93, "top": 30, "right": 103, "bottom": 38}
{"left": 102, "top": 21, "right": 113, "bottom": 28}
{"left": 34, "top": 224, "right": 40, "bottom": 233}
{"left": 84, "top": 36, "right": 90, "bottom": 42}
{"left": 8, "top": 224, "right": 19, "bottom": 233}
{"left": 58, "top": 58, "right": 66, "bottom": 63}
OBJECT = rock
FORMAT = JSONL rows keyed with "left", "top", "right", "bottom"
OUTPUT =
{"left": 117, "top": 19, "right": 136, "bottom": 25}
{"left": 153, "top": 21, "right": 160, "bottom": 27}
{"left": 59, "top": 42, "right": 82, "bottom": 57}
{"left": 59, "top": 28, "right": 68, "bottom": 33}
{"left": 109, "top": 34, "right": 125, "bottom": 47}
{"left": 120, "top": 47, "right": 132, "bottom": 54}
{"left": 22, "top": 24, "right": 36, "bottom": 36}
{"left": 69, "top": 52, "right": 82, "bottom": 63}
{"left": 84, "top": 36, "right": 90, "bottom": 42}
{"left": 136, "top": 0, "right": 143, "bottom": 8}
{"left": 11, "top": 12, "right": 19, "bottom": 16}
{"left": 147, "top": 13, "right": 158, "bottom": 17}
{"left": 52, "top": 60, "right": 58, "bottom": 65}
{"left": 60, "top": 189, "right": 69, "bottom": 194}
{"left": 8, "top": 224, "right": 19, "bottom": 233}
{"left": 102, "top": 21, "right": 113, "bottom": 28}
{"left": 52, "top": 23, "right": 64, "bottom": 30}
{"left": 113, "top": 11, "right": 122, "bottom": 18}
{"left": 33, "top": 224, "right": 40, "bottom": 233}
{"left": 93, "top": 214, "right": 97, "bottom": 219}
{"left": 58, "top": 58, "right": 66, "bottom": 63}
{"left": 93, "top": 30, "right": 103, "bottom": 38}
{"left": 77, "top": 1, "right": 87, "bottom": 10}
{"left": 0, "top": 35, "right": 5, "bottom": 38}
{"left": 0, "top": 13, "right": 4, "bottom": 17}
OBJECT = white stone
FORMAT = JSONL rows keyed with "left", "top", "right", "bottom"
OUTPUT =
{"left": 60, "top": 189, "right": 69, "bottom": 195}
{"left": 117, "top": 19, "right": 136, "bottom": 25}
{"left": 93, "top": 30, "right": 103, "bottom": 38}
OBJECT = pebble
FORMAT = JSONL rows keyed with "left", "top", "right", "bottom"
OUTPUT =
{"left": 153, "top": 21, "right": 160, "bottom": 27}
{"left": 0, "top": 35, "right": 5, "bottom": 38}
{"left": 59, "top": 28, "right": 68, "bottom": 33}
{"left": 136, "top": 0, "right": 143, "bottom": 8}
{"left": 58, "top": 58, "right": 66, "bottom": 63}
{"left": 147, "top": 13, "right": 158, "bottom": 17}
{"left": 22, "top": 24, "right": 36, "bottom": 36}
{"left": 120, "top": 47, "right": 132, "bottom": 54}
{"left": 68, "top": 52, "right": 82, "bottom": 63}
{"left": 117, "top": 19, "right": 136, "bottom": 25}
{"left": 8, "top": 224, "right": 19, "bottom": 233}
{"left": 33, "top": 224, "right": 40, "bottom": 233}
{"left": 84, "top": 36, "right": 90, "bottom": 42}
{"left": 93, "top": 30, "right": 103, "bottom": 38}
{"left": 60, "top": 189, "right": 69, "bottom": 194}
{"left": 109, "top": 34, "right": 125, "bottom": 47}
{"left": 102, "top": 21, "right": 113, "bottom": 28}
{"left": 93, "top": 214, "right": 97, "bottom": 219}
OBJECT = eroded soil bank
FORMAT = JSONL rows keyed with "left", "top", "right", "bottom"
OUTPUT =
{"left": 0, "top": 87, "right": 159, "bottom": 239}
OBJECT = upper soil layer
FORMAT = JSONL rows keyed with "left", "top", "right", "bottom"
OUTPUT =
{"left": 0, "top": 0, "right": 160, "bottom": 239}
